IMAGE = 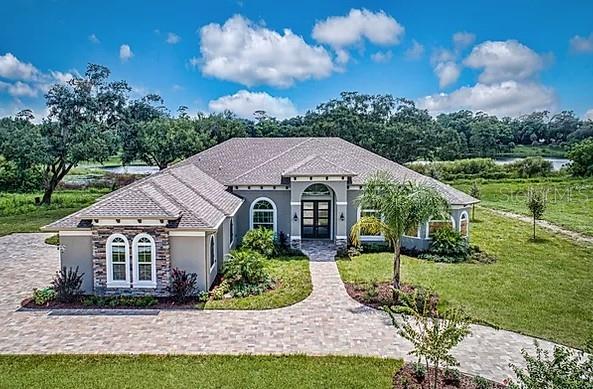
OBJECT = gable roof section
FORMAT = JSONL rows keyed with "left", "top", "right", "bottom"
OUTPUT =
{"left": 282, "top": 155, "right": 356, "bottom": 177}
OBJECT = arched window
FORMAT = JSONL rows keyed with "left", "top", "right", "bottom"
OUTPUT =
{"left": 459, "top": 211, "right": 469, "bottom": 236}
{"left": 106, "top": 234, "right": 130, "bottom": 287}
{"left": 426, "top": 215, "right": 456, "bottom": 239}
{"left": 303, "top": 183, "right": 331, "bottom": 196}
{"left": 209, "top": 235, "right": 216, "bottom": 270}
{"left": 250, "top": 197, "right": 277, "bottom": 231}
{"left": 404, "top": 224, "right": 421, "bottom": 238}
{"left": 132, "top": 233, "right": 156, "bottom": 288}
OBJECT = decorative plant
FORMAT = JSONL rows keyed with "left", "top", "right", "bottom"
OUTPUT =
{"left": 169, "top": 267, "right": 198, "bottom": 303}
{"left": 51, "top": 266, "right": 83, "bottom": 302}
{"left": 241, "top": 228, "right": 276, "bottom": 258}
{"left": 526, "top": 187, "right": 547, "bottom": 240}
{"left": 385, "top": 291, "right": 471, "bottom": 389}
{"left": 222, "top": 249, "right": 271, "bottom": 296}
{"left": 33, "top": 287, "right": 56, "bottom": 305}
{"left": 423, "top": 226, "right": 470, "bottom": 262}
{"left": 350, "top": 171, "right": 448, "bottom": 295}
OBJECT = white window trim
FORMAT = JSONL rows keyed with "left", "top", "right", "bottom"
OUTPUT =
{"left": 229, "top": 218, "right": 234, "bottom": 248}
{"left": 106, "top": 233, "right": 130, "bottom": 288}
{"left": 132, "top": 233, "right": 157, "bottom": 288}
{"left": 249, "top": 197, "right": 277, "bottom": 232}
{"left": 357, "top": 206, "right": 385, "bottom": 242}
{"left": 209, "top": 234, "right": 217, "bottom": 271}
{"left": 403, "top": 224, "right": 421, "bottom": 239}
{"left": 425, "top": 216, "right": 456, "bottom": 239}
{"left": 459, "top": 211, "right": 469, "bottom": 236}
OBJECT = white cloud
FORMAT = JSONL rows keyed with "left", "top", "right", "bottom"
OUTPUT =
{"left": 50, "top": 71, "right": 74, "bottom": 84}
{"left": 88, "top": 33, "right": 100, "bottom": 44}
{"left": 208, "top": 90, "right": 298, "bottom": 119}
{"left": 585, "top": 108, "right": 593, "bottom": 120}
{"left": 452, "top": 31, "right": 475, "bottom": 50}
{"left": 570, "top": 33, "right": 593, "bottom": 54}
{"left": 119, "top": 44, "right": 134, "bottom": 62}
{"left": 198, "top": 15, "right": 334, "bottom": 87}
{"left": 405, "top": 40, "right": 424, "bottom": 60}
{"left": 166, "top": 32, "right": 181, "bottom": 44}
{"left": 434, "top": 62, "right": 461, "bottom": 88}
{"left": 0, "top": 53, "right": 39, "bottom": 81}
{"left": 417, "top": 81, "right": 556, "bottom": 117}
{"left": 463, "top": 40, "right": 544, "bottom": 84}
{"left": 371, "top": 50, "right": 392, "bottom": 63}
{"left": 0, "top": 80, "right": 38, "bottom": 97}
{"left": 312, "top": 9, "right": 404, "bottom": 48}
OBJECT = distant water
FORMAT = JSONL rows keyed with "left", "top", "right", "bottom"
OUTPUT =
{"left": 494, "top": 157, "right": 571, "bottom": 171}
{"left": 101, "top": 165, "right": 160, "bottom": 175}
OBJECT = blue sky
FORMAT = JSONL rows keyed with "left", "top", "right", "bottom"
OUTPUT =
{"left": 1, "top": 0, "right": 593, "bottom": 121}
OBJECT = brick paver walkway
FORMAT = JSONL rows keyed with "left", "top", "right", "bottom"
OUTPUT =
{"left": 0, "top": 234, "right": 558, "bottom": 382}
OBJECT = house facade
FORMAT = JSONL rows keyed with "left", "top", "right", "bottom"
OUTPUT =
{"left": 44, "top": 137, "right": 478, "bottom": 296}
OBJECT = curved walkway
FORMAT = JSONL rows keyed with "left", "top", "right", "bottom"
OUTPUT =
{"left": 0, "top": 234, "right": 558, "bottom": 382}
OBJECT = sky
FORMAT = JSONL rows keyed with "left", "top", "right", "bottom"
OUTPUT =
{"left": 1, "top": 0, "right": 593, "bottom": 121}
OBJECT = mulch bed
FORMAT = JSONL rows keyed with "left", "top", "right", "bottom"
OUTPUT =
{"left": 345, "top": 282, "right": 438, "bottom": 310}
{"left": 393, "top": 363, "right": 505, "bottom": 388}
{"left": 21, "top": 297, "right": 200, "bottom": 310}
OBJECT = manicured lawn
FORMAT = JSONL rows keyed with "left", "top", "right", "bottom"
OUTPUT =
{"left": 205, "top": 256, "right": 312, "bottom": 310}
{"left": 337, "top": 208, "right": 593, "bottom": 348}
{"left": 453, "top": 177, "right": 593, "bottom": 236}
{"left": 0, "top": 189, "right": 108, "bottom": 236}
{"left": 0, "top": 355, "right": 402, "bottom": 389}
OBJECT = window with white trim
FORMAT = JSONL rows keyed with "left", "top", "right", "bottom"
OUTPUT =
{"left": 426, "top": 216, "right": 456, "bottom": 239}
{"left": 357, "top": 207, "right": 384, "bottom": 241}
{"left": 132, "top": 234, "right": 156, "bottom": 288}
{"left": 106, "top": 234, "right": 130, "bottom": 287}
{"left": 209, "top": 235, "right": 216, "bottom": 270}
{"left": 250, "top": 198, "right": 276, "bottom": 231}
{"left": 459, "top": 212, "right": 469, "bottom": 236}
{"left": 403, "top": 224, "right": 421, "bottom": 238}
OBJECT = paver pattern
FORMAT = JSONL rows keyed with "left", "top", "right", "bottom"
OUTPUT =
{"left": 0, "top": 234, "right": 559, "bottom": 382}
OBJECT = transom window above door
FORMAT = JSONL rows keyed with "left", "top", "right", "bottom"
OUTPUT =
{"left": 303, "top": 183, "right": 331, "bottom": 196}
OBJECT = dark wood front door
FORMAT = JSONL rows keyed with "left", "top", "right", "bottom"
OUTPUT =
{"left": 301, "top": 200, "right": 330, "bottom": 239}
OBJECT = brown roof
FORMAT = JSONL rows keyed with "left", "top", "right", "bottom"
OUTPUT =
{"left": 282, "top": 155, "right": 356, "bottom": 177}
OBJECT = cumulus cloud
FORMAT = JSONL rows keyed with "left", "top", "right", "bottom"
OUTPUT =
{"left": 463, "top": 40, "right": 544, "bottom": 84}
{"left": 417, "top": 81, "right": 556, "bottom": 117}
{"left": 0, "top": 80, "right": 38, "bottom": 97}
{"left": 371, "top": 50, "right": 392, "bottom": 63}
{"left": 312, "top": 9, "right": 404, "bottom": 49}
{"left": 570, "top": 33, "right": 593, "bottom": 54}
{"left": 88, "top": 33, "right": 100, "bottom": 44}
{"left": 119, "top": 44, "right": 134, "bottom": 62}
{"left": 198, "top": 15, "right": 333, "bottom": 87}
{"left": 434, "top": 62, "right": 461, "bottom": 88}
{"left": 166, "top": 32, "right": 181, "bottom": 44}
{"left": 405, "top": 40, "right": 424, "bottom": 60}
{"left": 452, "top": 31, "right": 476, "bottom": 51}
{"left": 208, "top": 90, "right": 298, "bottom": 119}
{"left": 0, "top": 53, "right": 39, "bottom": 81}
{"left": 585, "top": 108, "right": 593, "bottom": 120}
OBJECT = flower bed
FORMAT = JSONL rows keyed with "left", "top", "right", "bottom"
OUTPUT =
{"left": 21, "top": 295, "right": 204, "bottom": 310}
{"left": 393, "top": 363, "right": 503, "bottom": 389}
{"left": 345, "top": 282, "right": 439, "bottom": 312}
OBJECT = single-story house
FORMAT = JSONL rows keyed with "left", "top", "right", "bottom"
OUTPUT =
{"left": 43, "top": 137, "right": 478, "bottom": 296}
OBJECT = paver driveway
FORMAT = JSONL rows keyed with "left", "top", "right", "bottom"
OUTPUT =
{"left": 0, "top": 233, "right": 557, "bottom": 382}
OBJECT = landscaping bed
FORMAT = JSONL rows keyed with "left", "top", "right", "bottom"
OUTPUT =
{"left": 393, "top": 363, "right": 503, "bottom": 389}
{"left": 21, "top": 295, "right": 200, "bottom": 310}
{"left": 345, "top": 282, "right": 438, "bottom": 311}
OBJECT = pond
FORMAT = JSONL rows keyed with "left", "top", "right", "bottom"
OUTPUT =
{"left": 100, "top": 165, "right": 160, "bottom": 175}
{"left": 494, "top": 157, "right": 571, "bottom": 171}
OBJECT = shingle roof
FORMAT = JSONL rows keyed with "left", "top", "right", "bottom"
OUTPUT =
{"left": 188, "top": 137, "right": 478, "bottom": 205}
{"left": 283, "top": 155, "right": 356, "bottom": 177}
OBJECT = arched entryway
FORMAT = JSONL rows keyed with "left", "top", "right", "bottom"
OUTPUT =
{"left": 301, "top": 183, "right": 333, "bottom": 239}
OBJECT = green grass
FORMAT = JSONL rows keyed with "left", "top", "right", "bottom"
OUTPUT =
{"left": 0, "top": 354, "right": 402, "bottom": 389}
{"left": 0, "top": 189, "right": 109, "bottom": 236}
{"left": 453, "top": 177, "right": 593, "bottom": 236}
{"left": 205, "top": 256, "right": 312, "bottom": 310}
{"left": 337, "top": 208, "right": 593, "bottom": 348}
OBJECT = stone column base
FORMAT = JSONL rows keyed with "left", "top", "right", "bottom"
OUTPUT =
{"left": 290, "top": 237, "right": 301, "bottom": 250}
{"left": 335, "top": 238, "right": 347, "bottom": 256}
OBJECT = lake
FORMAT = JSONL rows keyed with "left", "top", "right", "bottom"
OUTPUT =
{"left": 494, "top": 157, "right": 571, "bottom": 171}
{"left": 101, "top": 165, "right": 160, "bottom": 175}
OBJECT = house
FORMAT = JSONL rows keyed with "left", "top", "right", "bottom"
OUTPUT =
{"left": 43, "top": 137, "right": 479, "bottom": 296}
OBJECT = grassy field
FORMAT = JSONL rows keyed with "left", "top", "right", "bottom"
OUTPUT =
{"left": 338, "top": 208, "right": 593, "bottom": 348}
{"left": 205, "top": 256, "right": 312, "bottom": 310}
{"left": 0, "top": 189, "right": 109, "bottom": 236}
{"left": 453, "top": 177, "right": 593, "bottom": 236}
{"left": 0, "top": 355, "right": 402, "bottom": 389}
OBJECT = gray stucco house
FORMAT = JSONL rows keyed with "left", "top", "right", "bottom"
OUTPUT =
{"left": 43, "top": 137, "right": 478, "bottom": 296}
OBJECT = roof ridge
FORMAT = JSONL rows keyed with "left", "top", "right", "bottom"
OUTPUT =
{"left": 230, "top": 137, "right": 315, "bottom": 182}
{"left": 168, "top": 166, "right": 231, "bottom": 216}
{"left": 138, "top": 181, "right": 182, "bottom": 217}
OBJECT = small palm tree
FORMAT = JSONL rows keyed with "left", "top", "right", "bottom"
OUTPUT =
{"left": 350, "top": 171, "right": 448, "bottom": 292}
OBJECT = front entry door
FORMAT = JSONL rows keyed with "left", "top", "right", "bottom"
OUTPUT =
{"left": 301, "top": 200, "right": 330, "bottom": 239}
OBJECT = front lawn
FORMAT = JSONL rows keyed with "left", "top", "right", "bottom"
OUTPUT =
{"left": 204, "top": 256, "right": 312, "bottom": 310}
{"left": 0, "top": 189, "right": 108, "bottom": 236}
{"left": 337, "top": 208, "right": 593, "bottom": 348}
{"left": 453, "top": 177, "right": 593, "bottom": 236}
{"left": 0, "top": 355, "right": 402, "bottom": 389}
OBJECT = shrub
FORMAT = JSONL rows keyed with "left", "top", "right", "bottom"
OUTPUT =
{"left": 33, "top": 287, "right": 56, "bottom": 305}
{"left": 567, "top": 138, "right": 593, "bottom": 177}
{"left": 196, "top": 290, "right": 209, "bottom": 303}
{"left": 474, "top": 376, "right": 493, "bottom": 389}
{"left": 444, "top": 367, "right": 461, "bottom": 386}
{"left": 411, "top": 362, "right": 426, "bottom": 381}
{"left": 81, "top": 295, "right": 157, "bottom": 308}
{"left": 223, "top": 250, "right": 270, "bottom": 287}
{"left": 506, "top": 157, "right": 553, "bottom": 178}
{"left": 51, "top": 266, "right": 84, "bottom": 302}
{"left": 211, "top": 279, "right": 230, "bottom": 300}
{"left": 427, "top": 227, "right": 470, "bottom": 261}
{"left": 169, "top": 268, "right": 198, "bottom": 303}
{"left": 44, "top": 234, "right": 59, "bottom": 246}
{"left": 241, "top": 228, "right": 276, "bottom": 257}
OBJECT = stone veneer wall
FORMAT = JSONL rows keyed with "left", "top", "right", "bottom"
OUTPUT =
{"left": 92, "top": 226, "right": 171, "bottom": 296}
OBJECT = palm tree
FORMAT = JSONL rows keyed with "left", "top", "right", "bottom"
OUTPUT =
{"left": 350, "top": 171, "right": 448, "bottom": 292}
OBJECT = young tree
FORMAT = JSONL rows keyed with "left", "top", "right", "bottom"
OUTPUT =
{"left": 40, "top": 64, "right": 131, "bottom": 204}
{"left": 567, "top": 138, "right": 593, "bottom": 177}
{"left": 526, "top": 187, "right": 547, "bottom": 240}
{"left": 469, "top": 180, "right": 481, "bottom": 221}
{"left": 350, "top": 171, "right": 448, "bottom": 292}
{"left": 385, "top": 292, "right": 471, "bottom": 389}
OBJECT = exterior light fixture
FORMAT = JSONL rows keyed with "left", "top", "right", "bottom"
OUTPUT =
{"left": 293, "top": 213, "right": 298, "bottom": 222}
{"left": 339, "top": 212, "right": 345, "bottom": 221}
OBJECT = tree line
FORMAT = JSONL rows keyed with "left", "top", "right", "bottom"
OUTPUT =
{"left": 1, "top": 64, "right": 592, "bottom": 204}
